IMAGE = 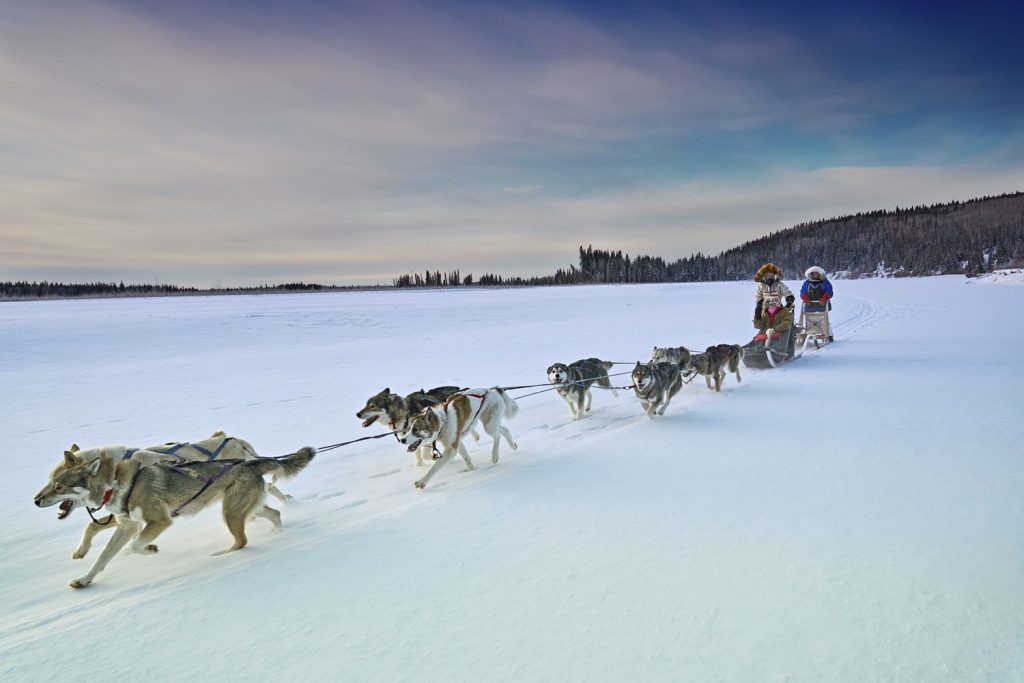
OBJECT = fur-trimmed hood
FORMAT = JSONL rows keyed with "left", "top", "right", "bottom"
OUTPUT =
{"left": 805, "top": 265, "right": 827, "bottom": 279}
{"left": 754, "top": 263, "right": 783, "bottom": 282}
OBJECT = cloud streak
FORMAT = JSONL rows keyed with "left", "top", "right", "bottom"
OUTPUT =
{"left": 1, "top": 0, "right": 1022, "bottom": 285}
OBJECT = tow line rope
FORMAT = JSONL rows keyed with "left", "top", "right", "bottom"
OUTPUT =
{"left": 260, "top": 364, "right": 697, "bottom": 459}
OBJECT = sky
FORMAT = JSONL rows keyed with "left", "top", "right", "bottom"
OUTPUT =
{"left": 2, "top": 0, "right": 1023, "bottom": 287}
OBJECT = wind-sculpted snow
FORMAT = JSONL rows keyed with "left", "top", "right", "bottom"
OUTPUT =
{"left": 2, "top": 277, "right": 1022, "bottom": 681}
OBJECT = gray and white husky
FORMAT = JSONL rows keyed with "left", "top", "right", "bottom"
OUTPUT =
{"left": 42, "top": 432, "right": 293, "bottom": 561}
{"left": 651, "top": 346, "right": 691, "bottom": 368}
{"left": 688, "top": 344, "right": 743, "bottom": 392}
{"left": 34, "top": 446, "right": 315, "bottom": 588}
{"left": 631, "top": 361, "right": 683, "bottom": 417}
{"left": 398, "top": 388, "right": 518, "bottom": 489}
{"left": 546, "top": 358, "right": 618, "bottom": 420}
{"left": 356, "top": 385, "right": 468, "bottom": 465}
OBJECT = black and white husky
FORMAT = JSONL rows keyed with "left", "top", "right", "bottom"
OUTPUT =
{"left": 546, "top": 358, "right": 618, "bottom": 420}
{"left": 398, "top": 388, "right": 518, "bottom": 489}
{"left": 631, "top": 361, "right": 683, "bottom": 417}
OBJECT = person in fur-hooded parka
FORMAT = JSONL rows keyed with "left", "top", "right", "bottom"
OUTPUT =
{"left": 752, "top": 263, "right": 794, "bottom": 332}
{"left": 800, "top": 265, "right": 833, "bottom": 309}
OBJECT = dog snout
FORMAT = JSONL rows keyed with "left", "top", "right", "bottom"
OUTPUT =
{"left": 34, "top": 496, "right": 42, "bottom": 507}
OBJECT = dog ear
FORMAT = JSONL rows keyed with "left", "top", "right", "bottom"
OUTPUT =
{"left": 86, "top": 458, "right": 102, "bottom": 475}
{"left": 64, "top": 451, "right": 78, "bottom": 466}
{"left": 70, "top": 443, "right": 80, "bottom": 453}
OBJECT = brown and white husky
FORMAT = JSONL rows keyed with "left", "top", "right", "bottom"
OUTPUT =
{"left": 398, "top": 388, "right": 518, "bottom": 489}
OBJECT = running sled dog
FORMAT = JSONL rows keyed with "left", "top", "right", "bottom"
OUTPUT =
{"left": 631, "top": 362, "right": 683, "bottom": 417}
{"left": 39, "top": 432, "right": 293, "bottom": 561}
{"left": 34, "top": 445, "right": 315, "bottom": 588}
{"left": 356, "top": 386, "right": 471, "bottom": 465}
{"left": 546, "top": 358, "right": 618, "bottom": 420}
{"left": 398, "top": 388, "right": 518, "bottom": 489}
{"left": 651, "top": 346, "right": 691, "bottom": 368}
{"left": 689, "top": 344, "right": 743, "bottom": 392}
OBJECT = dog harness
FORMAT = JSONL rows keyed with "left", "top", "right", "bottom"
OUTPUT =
{"left": 162, "top": 459, "right": 247, "bottom": 518}
{"left": 121, "top": 436, "right": 239, "bottom": 462}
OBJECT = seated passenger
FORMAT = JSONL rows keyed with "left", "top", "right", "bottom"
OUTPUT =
{"left": 800, "top": 266, "right": 833, "bottom": 312}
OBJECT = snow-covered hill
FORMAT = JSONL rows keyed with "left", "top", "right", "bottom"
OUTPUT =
{"left": 2, "top": 277, "right": 1022, "bottom": 681}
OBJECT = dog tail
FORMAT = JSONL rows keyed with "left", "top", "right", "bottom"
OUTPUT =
{"left": 255, "top": 447, "right": 316, "bottom": 479}
{"left": 497, "top": 388, "right": 519, "bottom": 418}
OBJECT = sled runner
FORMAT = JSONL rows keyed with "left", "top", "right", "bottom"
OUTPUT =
{"left": 796, "top": 301, "right": 833, "bottom": 348}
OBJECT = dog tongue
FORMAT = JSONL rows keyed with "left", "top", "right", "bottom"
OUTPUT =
{"left": 57, "top": 500, "right": 73, "bottom": 520}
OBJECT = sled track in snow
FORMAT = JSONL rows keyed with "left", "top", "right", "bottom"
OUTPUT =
{"left": 827, "top": 294, "right": 879, "bottom": 341}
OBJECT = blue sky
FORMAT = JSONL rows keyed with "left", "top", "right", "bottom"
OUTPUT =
{"left": 2, "top": 0, "right": 1022, "bottom": 286}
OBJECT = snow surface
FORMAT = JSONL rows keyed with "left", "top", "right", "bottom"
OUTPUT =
{"left": 2, "top": 276, "right": 1022, "bottom": 681}
{"left": 971, "top": 268, "right": 1024, "bottom": 285}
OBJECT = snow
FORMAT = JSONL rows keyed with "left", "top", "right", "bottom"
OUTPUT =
{"left": 2, "top": 276, "right": 1023, "bottom": 681}
{"left": 971, "top": 268, "right": 1024, "bottom": 285}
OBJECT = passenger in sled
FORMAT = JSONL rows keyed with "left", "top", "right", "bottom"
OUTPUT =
{"left": 752, "top": 263, "right": 795, "bottom": 343}
{"left": 800, "top": 265, "right": 834, "bottom": 342}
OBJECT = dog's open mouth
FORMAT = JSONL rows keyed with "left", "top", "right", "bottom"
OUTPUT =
{"left": 406, "top": 439, "right": 422, "bottom": 453}
{"left": 361, "top": 415, "right": 379, "bottom": 428}
{"left": 57, "top": 500, "right": 75, "bottom": 520}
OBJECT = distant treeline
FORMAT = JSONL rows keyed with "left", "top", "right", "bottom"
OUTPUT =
{"left": 0, "top": 281, "right": 372, "bottom": 300}
{"left": 395, "top": 191, "right": 1024, "bottom": 287}
{"left": 391, "top": 268, "right": 583, "bottom": 288}
{"left": 6, "top": 191, "right": 1023, "bottom": 300}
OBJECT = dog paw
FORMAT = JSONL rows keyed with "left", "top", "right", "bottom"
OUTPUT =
{"left": 70, "top": 577, "right": 92, "bottom": 589}
{"left": 414, "top": 480, "right": 426, "bottom": 489}
{"left": 72, "top": 547, "right": 89, "bottom": 560}
{"left": 511, "top": 442, "right": 518, "bottom": 451}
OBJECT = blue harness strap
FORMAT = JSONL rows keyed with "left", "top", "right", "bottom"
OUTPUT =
{"left": 184, "top": 437, "right": 235, "bottom": 460}
{"left": 122, "top": 437, "right": 235, "bottom": 462}
{"left": 163, "top": 459, "right": 246, "bottom": 517}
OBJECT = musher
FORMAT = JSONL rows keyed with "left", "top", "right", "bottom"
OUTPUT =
{"left": 753, "top": 263, "right": 795, "bottom": 342}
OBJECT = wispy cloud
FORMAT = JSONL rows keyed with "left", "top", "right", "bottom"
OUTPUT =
{"left": 1, "top": 0, "right": 1021, "bottom": 285}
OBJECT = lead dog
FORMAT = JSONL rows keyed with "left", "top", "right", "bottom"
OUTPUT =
{"left": 34, "top": 446, "right": 315, "bottom": 588}
{"left": 398, "top": 388, "right": 518, "bottom": 489}
{"left": 546, "top": 358, "right": 618, "bottom": 420}
{"left": 357, "top": 386, "right": 468, "bottom": 465}
{"left": 688, "top": 344, "right": 743, "bottom": 392}
{"left": 41, "top": 432, "right": 293, "bottom": 561}
{"left": 631, "top": 361, "right": 683, "bottom": 417}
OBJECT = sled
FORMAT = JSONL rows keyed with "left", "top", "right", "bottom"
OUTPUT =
{"left": 742, "top": 323, "right": 806, "bottom": 369}
{"left": 796, "top": 301, "right": 833, "bottom": 348}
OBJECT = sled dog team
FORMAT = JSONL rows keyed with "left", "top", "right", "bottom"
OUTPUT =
{"left": 34, "top": 261, "right": 829, "bottom": 588}
{"left": 34, "top": 346, "right": 742, "bottom": 589}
